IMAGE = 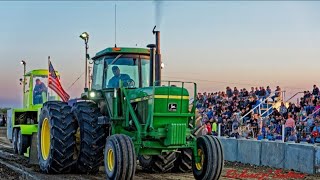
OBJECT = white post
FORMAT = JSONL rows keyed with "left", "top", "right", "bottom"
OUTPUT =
{"left": 259, "top": 105, "right": 261, "bottom": 115}
{"left": 282, "top": 125, "right": 285, "bottom": 142}
{"left": 218, "top": 123, "right": 221, "bottom": 137}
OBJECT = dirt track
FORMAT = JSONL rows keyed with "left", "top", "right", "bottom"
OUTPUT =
{"left": 0, "top": 127, "right": 319, "bottom": 180}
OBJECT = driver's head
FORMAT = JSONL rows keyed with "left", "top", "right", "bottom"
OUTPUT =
{"left": 112, "top": 66, "right": 120, "bottom": 77}
{"left": 36, "top": 79, "right": 41, "bottom": 85}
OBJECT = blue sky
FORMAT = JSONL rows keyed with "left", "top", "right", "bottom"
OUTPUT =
{"left": 1, "top": 1, "right": 320, "bottom": 107}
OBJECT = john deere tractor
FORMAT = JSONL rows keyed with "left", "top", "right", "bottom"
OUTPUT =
{"left": 7, "top": 69, "right": 60, "bottom": 157}
{"left": 37, "top": 28, "right": 224, "bottom": 179}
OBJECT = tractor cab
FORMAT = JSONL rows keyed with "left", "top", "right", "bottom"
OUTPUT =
{"left": 23, "top": 69, "right": 60, "bottom": 109}
{"left": 91, "top": 47, "right": 151, "bottom": 90}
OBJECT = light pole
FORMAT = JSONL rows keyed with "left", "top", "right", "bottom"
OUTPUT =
{"left": 20, "top": 60, "right": 26, "bottom": 106}
{"left": 88, "top": 66, "right": 92, "bottom": 89}
{"left": 79, "top": 32, "right": 89, "bottom": 89}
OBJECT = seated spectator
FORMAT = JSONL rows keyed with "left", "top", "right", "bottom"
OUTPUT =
{"left": 205, "top": 121, "right": 212, "bottom": 135}
{"left": 266, "top": 86, "right": 272, "bottom": 97}
{"left": 313, "top": 101, "right": 320, "bottom": 115}
{"left": 313, "top": 85, "right": 319, "bottom": 97}
{"left": 226, "top": 87, "right": 233, "bottom": 98}
{"left": 271, "top": 86, "right": 281, "bottom": 102}
{"left": 201, "top": 123, "right": 208, "bottom": 136}
{"left": 279, "top": 102, "right": 288, "bottom": 118}
{"left": 288, "top": 130, "right": 298, "bottom": 142}
{"left": 212, "top": 120, "right": 218, "bottom": 136}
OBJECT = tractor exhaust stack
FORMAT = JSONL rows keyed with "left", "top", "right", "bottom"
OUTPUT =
{"left": 147, "top": 44, "right": 156, "bottom": 86}
{"left": 153, "top": 26, "right": 161, "bottom": 86}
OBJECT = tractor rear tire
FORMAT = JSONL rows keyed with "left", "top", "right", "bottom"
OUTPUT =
{"left": 105, "top": 134, "right": 136, "bottom": 180}
{"left": 72, "top": 101, "right": 107, "bottom": 174}
{"left": 139, "top": 151, "right": 177, "bottom": 173}
{"left": 211, "top": 136, "right": 224, "bottom": 179}
{"left": 17, "top": 130, "right": 29, "bottom": 155}
{"left": 173, "top": 148, "right": 192, "bottom": 173}
{"left": 12, "top": 128, "right": 18, "bottom": 154}
{"left": 38, "top": 101, "right": 76, "bottom": 173}
{"left": 192, "top": 135, "right": 224, "bottom": 180}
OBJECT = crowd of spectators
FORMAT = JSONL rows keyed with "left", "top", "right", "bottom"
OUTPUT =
{"left": 195, "top": 85, "right": 320, "bottom": 144}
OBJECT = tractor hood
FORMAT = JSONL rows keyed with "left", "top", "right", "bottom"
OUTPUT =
{"left": 126, "top": 86, "right": 189, "bottom": 103}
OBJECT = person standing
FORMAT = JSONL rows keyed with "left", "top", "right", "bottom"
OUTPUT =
{"left": 285, "top": 114, "right": 295, "bottom": 141}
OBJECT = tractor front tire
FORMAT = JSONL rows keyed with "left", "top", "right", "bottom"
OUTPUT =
{"left": 12, "top": 128, "right": 18, "bottom": 154}
{"left": 17, "top": 130, "right": 29, "bottom": 155}
{"left": 139, "top": 151, "right": 177, "bottom": 173}
{"left": 173, "top": 148, "right": 192, "bottom": 173}
{"left": 105, "top": 134, "right": 136, "bottom": 180}
{"left": 72, "top": 101, "right": 106, "bottom": 174}
{"left": 38, "top": 101, "right": 76, "bottom": 173}
{"left": 192, "top": 135, "right": 224, "bottom": 180}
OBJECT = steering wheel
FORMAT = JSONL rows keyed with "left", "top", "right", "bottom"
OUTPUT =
{"left": 124, "top": 79, "right": 135, "bottom": 88}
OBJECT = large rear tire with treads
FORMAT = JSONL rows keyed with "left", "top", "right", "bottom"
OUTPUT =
{"left": 139, "top": 151, "right": 177, "bottom": 173}
{"left": 72, "top": 101, "right": 107, "bottom": 174}
{"left": 38, "top": 101, "right": 76, "bottom": 173}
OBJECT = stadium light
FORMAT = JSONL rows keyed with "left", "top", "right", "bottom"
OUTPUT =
{"left": 79, "top": 32, "right": 89, "bottom": 89}
{"left": 79, "top": 32, "right": 89, "bottom": 42}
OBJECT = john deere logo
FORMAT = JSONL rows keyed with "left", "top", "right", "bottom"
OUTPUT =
{"left": 168, "top": 103, "right": 177, "bottom": 111}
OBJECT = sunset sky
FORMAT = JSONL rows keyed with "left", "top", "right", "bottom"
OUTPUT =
{"left": 1, "top": 1, "right": 320, "bottom": 107}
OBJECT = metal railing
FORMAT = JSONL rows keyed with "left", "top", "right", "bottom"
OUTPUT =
{"left": 260, "top": 103, "right": 273, "bottom": 117}
{"left": 260, "top": 91, "right": 304, "bottom": 118}
{"left": 239, "top": 91, "right": 285, "bottom": 123}
{"left": 302, "top": 107, "right": 320, "bottom": 122}
{"left": 284, "top": 91, "right": 304, "bottom": 103}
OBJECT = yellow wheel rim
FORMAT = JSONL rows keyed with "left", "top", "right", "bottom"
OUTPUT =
{"left": 195, "top": 149, "right": 204, "bottom": 170}
{"left": 41, "top": 118, "right": 50, "bottom": 160}
{"left": 107, "top": 148, "right": 115, "bottom": 171}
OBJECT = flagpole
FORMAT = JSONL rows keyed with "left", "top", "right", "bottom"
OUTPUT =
{"left": 48, "top": 56, "right": 50, "bottom": 101}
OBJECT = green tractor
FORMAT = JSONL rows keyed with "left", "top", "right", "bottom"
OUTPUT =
{"left": 7, "top": 69, "right": 60, "bottom": 157}
{"left": 37, "top": 29, "right": 224, "bottom": 179}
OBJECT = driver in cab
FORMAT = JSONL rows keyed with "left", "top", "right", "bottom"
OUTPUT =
{"left": 108, "top": 66, "right": 131, "bottom": 88}
{"left": 33, "top": 78, "right": 47, "bottom": 104}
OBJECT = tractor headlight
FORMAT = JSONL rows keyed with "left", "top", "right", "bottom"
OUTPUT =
{"left": 89, "top": 91, "right": 96, "bottom": 98}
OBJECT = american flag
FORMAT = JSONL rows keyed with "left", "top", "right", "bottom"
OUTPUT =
{"left": 48, "top": 60, "right": 70, "bottom": 102}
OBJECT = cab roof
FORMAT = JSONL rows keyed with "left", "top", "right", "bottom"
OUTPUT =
{"left": 25, "top": 69, "right": 59, "bottom": 76}
{"left": 92, "top": 47, "right": 150, "bottom": 60}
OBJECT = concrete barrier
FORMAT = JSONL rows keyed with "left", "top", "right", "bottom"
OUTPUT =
{"left": 237, "top": 139, "right": 261, "bottom": 166}
{"left": 218, "top": 137, "right": 237, "bottom": 162}
{"left": 261, "top": 141, "right": 285, "bottom": 168}
{"left": 284, "top": 143, "right": 315, "bottom": 174}
{"left": 315, "top": 146, "right": 320, "bottom": 174}
{"left": 217, "top": 137, "right": 320, "bottom": 174}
